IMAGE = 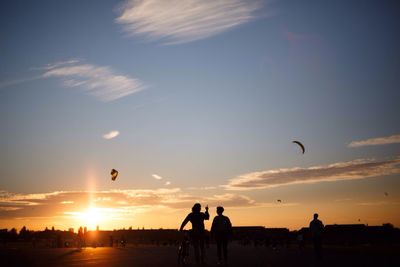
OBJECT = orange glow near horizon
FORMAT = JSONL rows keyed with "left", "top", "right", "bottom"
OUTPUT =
{"left": 77, "top": 208, "right": 103, "bottom": 229}
{"left": 1, "top": 202, "right": 400, "bottom": 232}
{"left": 1, "top": 168, "right": 399, "bottom": 232}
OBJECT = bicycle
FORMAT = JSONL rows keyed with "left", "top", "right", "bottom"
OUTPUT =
{"left": 177, "top": 230, "right": 191, "bottom": 266}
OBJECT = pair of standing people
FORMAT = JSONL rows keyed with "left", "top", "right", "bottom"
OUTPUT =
{"left": 179, "top": 203, "right": 232, "bottom": 265}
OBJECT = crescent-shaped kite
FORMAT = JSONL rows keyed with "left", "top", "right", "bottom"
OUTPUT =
{"left": 292, "top": 140, "right": 305, "bottom": 154}
{"left": 111, "top": 169, "right": 119, "bottom": 181}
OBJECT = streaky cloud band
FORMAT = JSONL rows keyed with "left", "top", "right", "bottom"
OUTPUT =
{"left": 116, "top": 0, "right": 263, "bottom": 44}
{"left": 0, "top": 188, "right": 270, "bottom": 219}
{"left": 42, "top": 60, "right": 145, "bottom": 102}
{"left": 348, "top": 134, "right": 400, "bottom": 147}
{"left": 225, "top": 158, "right": 400, "bottom": 190}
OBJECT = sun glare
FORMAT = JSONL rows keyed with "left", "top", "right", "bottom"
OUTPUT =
{"left": 78, "top": 208, "right": 103, "bottom": 229}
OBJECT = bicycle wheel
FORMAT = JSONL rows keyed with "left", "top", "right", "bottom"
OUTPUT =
{"left": 178, "top": 244, "right": 184, "bottom": 266}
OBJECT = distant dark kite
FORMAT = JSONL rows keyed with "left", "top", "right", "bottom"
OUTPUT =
{"left": 277, "top": 199, "right": 282, "bottom": 203}
{"left": 292, "top": 141, "right": 305, "bottom": 154}
{"left": 111, "top": 169, "right": 119, "bottom": 181}
{"left": 384, "top": 192, "right": 389, "bottom": 197}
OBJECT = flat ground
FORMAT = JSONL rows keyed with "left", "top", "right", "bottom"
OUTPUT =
{"left": 1, "top": 244, "right": 399, "bottom": 267}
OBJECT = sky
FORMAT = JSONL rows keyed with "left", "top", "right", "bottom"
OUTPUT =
{"left": 0, "top": 0, "right": 399, "bottom": 231}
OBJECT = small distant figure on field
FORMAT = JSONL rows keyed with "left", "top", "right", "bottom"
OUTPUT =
{"left": 77, "top": 226, "right": 84, "bottom": 248}
{"left": 180, "top": 203, "right": 210, "bottom": 264}
{"left": 296, "top": 233, "right": 304, "bottom": 249}
{"left": 309, "top": 213, "right": 324, "bottom": 260}
{"left": 211, "top": 206, "right": 232, "bottom": 265}
{"left": 121, "top": 235, "right": 126, "bottom": 247}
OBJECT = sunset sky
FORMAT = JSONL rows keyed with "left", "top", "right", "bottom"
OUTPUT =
{"left": 1, "top": 0, "right": 399, "bottom": 232}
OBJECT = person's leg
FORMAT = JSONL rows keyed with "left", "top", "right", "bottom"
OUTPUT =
{"left": 216, "top": 237, "right": 222, "bottom": 262}
{"left": 316, "top": 237, "right": 322, "bottom": 259}
{"left": 222, "top": 236, "right": 228, "bottom": 262}
{"left": 313, "top": 237, "right": 322, "bottom": 260}
{"left": 192, "top": 238, "right": 200, "bottom": 263}
{"left": 199, "top": 236, "right": 205, "bottom": 263}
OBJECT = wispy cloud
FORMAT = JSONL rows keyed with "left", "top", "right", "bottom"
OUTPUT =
{"left": 348, "top": 134, "right": 400, "bottom": 148}
{"left": 0, "top": 188, "right": 263, "bottom": 219}
{"left": 42, "top": 60, "right": 145, "bottom": 102}
{"left": 0, "top": 76, "right": 42, "bottom": 89}
{"left": 186, "top": 186, "right": 218, "bottom": 191}
{"left": 152, "top": 174, "right": 163, "bottom": 180}
{"left": 334, "top": 198, "right": 353, "bottom": 203}
{"left": 160, "top": 192, "right": 261, "bottom": 209}
{"left": 60, "top": 201, "right": 74, "bottom": 205}
{"left": 225, "top": 158, "right": 400, "bottom": 190}
{"left": 103, "top": 130, "right": 120, "bottom": 140}
{"left": 165, "top": 181, "right": 171, "bottom": 186}
{"left": 356, "top": 201, "right": 400, "bottom": 206}
{"left": 116, "top": 0, "right": 263, "bottom": 44}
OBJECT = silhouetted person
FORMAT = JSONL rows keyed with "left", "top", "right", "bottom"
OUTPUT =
{"left": 77, "top": 226, "right": 83, "bottom": 248}
{"left": 180, "top": 203, "right": 209, "bottom": 264}
{"left": 211, "top": 206, "right": 232, "bottom": 265}
{"left": 121, "top": 235, "right": 126, "bottom": 247}
{"left": 296, "top": 233, "right": 305, "bottom": 250}
{"left": 309, "top": 213, "right": 324, "bottom": 260}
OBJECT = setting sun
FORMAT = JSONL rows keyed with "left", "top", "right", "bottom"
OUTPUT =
{"left": 77, "top": 208, "right": 103, "bottom": 229}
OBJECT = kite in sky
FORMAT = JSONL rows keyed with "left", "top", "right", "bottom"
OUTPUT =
{"left": 292, "top": 140, "right": 305, "bottom": 154}
{"left": 111, "top": 169, "right": 119, "bottom": 181}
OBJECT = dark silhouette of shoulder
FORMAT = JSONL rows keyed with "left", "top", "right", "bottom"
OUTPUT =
{"left": 212, "top": 215, "right": 232, "bottom": 234}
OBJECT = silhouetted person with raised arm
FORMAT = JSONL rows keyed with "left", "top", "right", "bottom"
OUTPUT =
{"left": 309, "top": 213, "right": 324, "bottom": 260}
{"left": 180, "top": 203, "right": 209, "bottom": 264}
{"left": 211, "top": 206, "right": 232, "bottom": 266}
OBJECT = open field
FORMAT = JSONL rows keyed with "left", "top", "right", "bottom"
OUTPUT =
{"left": 1, "top": 244, "right": 399, "bottom": 267}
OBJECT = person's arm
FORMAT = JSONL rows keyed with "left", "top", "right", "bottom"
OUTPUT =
{"left": 227, "top": 217, "right": 233, "bottom": 235}
{"left": 204, "top": 206, "right": 210, "bottom": 220}
{"left": 179, "top": 214, "right": 191, "bottom": 231}
{"left": 211, "top": 217, "right": 216, "bottom": 235}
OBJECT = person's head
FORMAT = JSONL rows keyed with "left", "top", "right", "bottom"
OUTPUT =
{"left": 192, "top": 203, "right": 201, "bottom": 213}
{"left": 216, "top": 206, "right": 224, "bottom": 215}
{"left": 313, "top": 213, "right": 319, "bottom": 220}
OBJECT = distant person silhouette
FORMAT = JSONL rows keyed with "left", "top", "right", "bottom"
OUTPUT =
{"left": 309, "top": 213, "right": 324, "bottom": 260}
{"left": 211, "top": 206, "right": 232, "bottom": 265}
{"left": 296, "top": 233, "right": 305, "bottom": 249}
{"left": 77, "top": 226, "right": 84, "bottom": 248}
{"left": 180, "top": 203, "right": 210, "bottom": 264}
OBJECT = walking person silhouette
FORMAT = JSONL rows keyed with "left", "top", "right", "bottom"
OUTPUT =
{"left": 211, "top": 206, "right": 232, "bottom": 266}
{"left": 309, "top": 213, "right": 324, "bottom": 260}
{"left": 180, "top": 203, "right": 209, "bottom": 264}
